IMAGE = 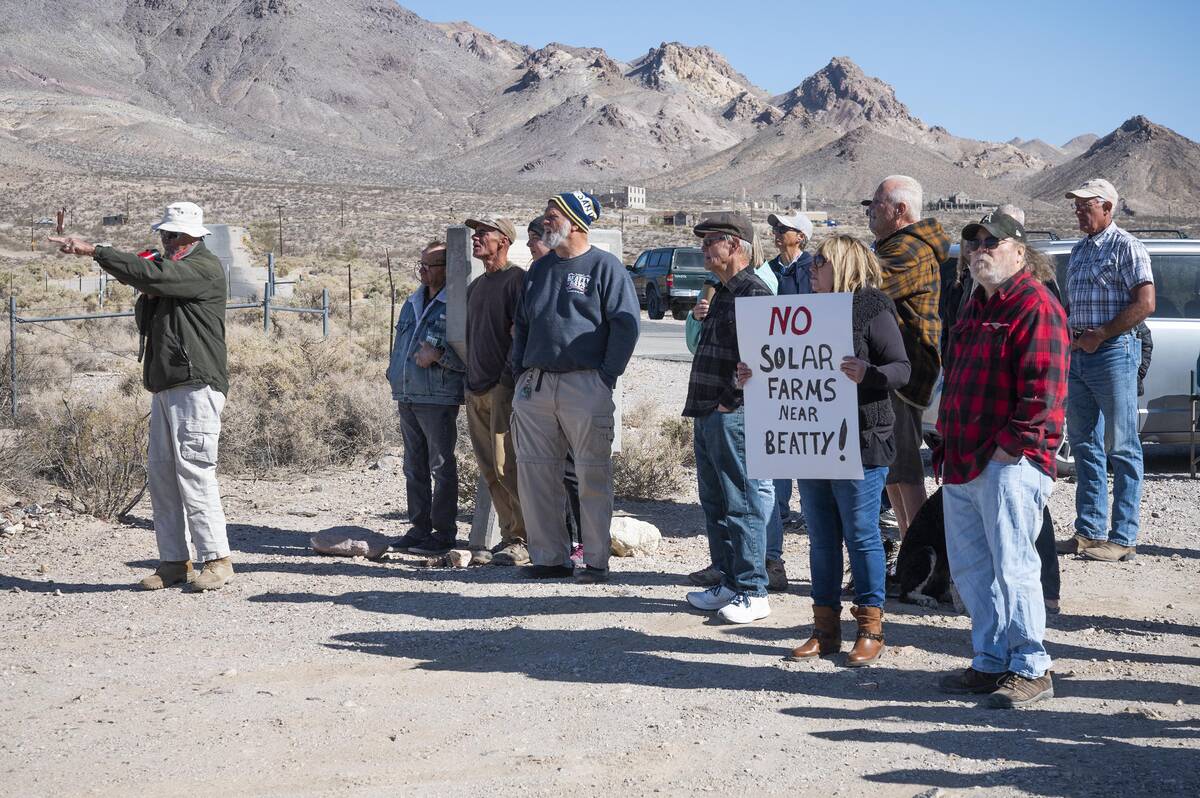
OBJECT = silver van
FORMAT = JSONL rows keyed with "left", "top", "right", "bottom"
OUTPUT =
{"left": 924, "top": 232, "right": 1200, "bottom": 474}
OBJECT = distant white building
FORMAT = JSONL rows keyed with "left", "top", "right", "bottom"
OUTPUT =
{"left": 597, "top": 186, "right": 646, "bottom": 210}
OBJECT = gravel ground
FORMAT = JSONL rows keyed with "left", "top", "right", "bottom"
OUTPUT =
{"left": 1, "top": 355, "right": 1198, "bottom": 798}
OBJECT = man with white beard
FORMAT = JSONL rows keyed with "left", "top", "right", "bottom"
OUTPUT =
{"left": 510, "top": 192, "right": 640, "bottom": 584}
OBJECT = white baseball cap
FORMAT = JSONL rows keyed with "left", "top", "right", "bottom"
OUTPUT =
{"left": 1065, "top": 178, "right": 1118, "bottom": 207}
{"left": 767, "top": 211, "right": 813, "bottom": 238}
{"left": 151, "top": 202, "right": 211, "bottom": 237}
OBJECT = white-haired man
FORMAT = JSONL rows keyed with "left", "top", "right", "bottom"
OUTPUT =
{"left": 863, "top": 176, "right": 949, "bottom": 536}
{"left": 1058, "top": 178, "right": 1155, "bottom": 562}
{"left": 50, "top": 203, "right": 234, "bottom": 591}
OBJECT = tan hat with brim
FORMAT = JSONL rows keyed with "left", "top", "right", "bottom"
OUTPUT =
{"left": 465, "top": 216, "right": 517, "bottom": 243}
{"left": 1065, "top": 178, "right": 1118, "bottom": 206}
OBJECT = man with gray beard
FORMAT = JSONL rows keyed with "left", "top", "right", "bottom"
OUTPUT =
{"left": 510, "top": 192, "right": 640, "bottom": 583}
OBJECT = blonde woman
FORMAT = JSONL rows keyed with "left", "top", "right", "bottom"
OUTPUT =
{"left": 741, "top": 235, "right": 910, "bottom": 665}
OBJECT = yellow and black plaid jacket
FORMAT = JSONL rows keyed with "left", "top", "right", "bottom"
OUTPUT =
{"left": 875, "top": 218, "right": 951, "bottom": 408}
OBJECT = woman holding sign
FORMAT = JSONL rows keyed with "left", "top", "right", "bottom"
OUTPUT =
{"left": 741, "top": 235, "right": 909, "bottom": 665}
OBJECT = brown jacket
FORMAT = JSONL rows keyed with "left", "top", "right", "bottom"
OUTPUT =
{"left": 876, "top": 218, "right": 950, "bottom": 407}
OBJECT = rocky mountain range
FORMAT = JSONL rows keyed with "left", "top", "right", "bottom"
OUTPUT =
{"left": 1, "top": 0, "right": 1196, "bottom": 212}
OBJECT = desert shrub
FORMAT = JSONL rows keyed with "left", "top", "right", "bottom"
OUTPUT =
{"left": 612, "top": 427, "right": 684, "bottom": 501}
{"left": 30, "top": 395, "right": 149, "bottom": 520}
{"left": 219, "top": 329, "right": 398, "bottom": 473}
{"left": 659, "top": 415, "right": 696, "bottom": 468}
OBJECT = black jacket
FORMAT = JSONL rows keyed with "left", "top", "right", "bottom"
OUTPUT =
{"left": 851, "top": 288, "right": 911, "bottom": 467}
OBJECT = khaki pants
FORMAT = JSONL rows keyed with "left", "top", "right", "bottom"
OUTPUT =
{"left": 512, "top": 369, "right": 615, "bottom": 570}
{"left": 148, "top": 384, "right": 229, "bottom": 563}
{"left": 466, "top": 384, "right": 525, "bottom": 544}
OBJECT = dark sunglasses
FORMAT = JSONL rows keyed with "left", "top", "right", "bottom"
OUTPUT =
{"left": 965, "top": 236, "right": 1004, "bottom": 251}
{"left": 159, "top": 230, "right": 183, "bottom": 241}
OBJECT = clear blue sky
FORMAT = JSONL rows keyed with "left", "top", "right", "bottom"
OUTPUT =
{"left": 402, "top": 0, "right": 1200, "bottom": 145}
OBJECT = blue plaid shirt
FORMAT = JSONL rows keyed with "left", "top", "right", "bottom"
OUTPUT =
{"left": 1065, "top": 223, "right": 1153, "bottom": 329}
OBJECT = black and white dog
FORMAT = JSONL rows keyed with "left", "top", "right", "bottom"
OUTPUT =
{"left": 896, "top": 487, "right": 1057, "bottom": 611}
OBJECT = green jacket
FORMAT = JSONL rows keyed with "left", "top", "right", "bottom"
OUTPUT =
{"left": 94, "top": 242, "right": 229, "bottom": 395}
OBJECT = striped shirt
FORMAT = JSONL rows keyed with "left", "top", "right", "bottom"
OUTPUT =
{"left": 1065, "top": 223, "right": 1153, "bottom": 329}
{"left": 682, "top": 268, "right": 772, "bottom": 418}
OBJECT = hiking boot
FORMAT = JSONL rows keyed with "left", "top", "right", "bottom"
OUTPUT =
{"left": 574, "top": 566, "right": 608, "bottom": 585}
{"left": 393, "top": 530, "right": 432, "bottom": 552}
{"left": 192, "top": 557, "right": 234, "bottom": 592}
{"left": 521, "top": 564, "right": 574, "bottom": 579}
{"left": 987, "top": 672, "right": 1054, "bottom": 708}
{"left": 1081, "top": 541, "right": 1136, "bottom": 562}
{"left": 845, "top": 605, "right": 884, "bottom": 667}
{"left": 686, "top": 584, "right": 736, "bottom": 611}
{"left": 469, "top": 548, "right": 493, "bottom": 566}
{"left": 717, "top": 593, "right": 770, "bottom": 624}
{"left": 139, "top": 560, "right": 193, "bottom": 591}
{"left": 939, "top": 667, "right": 1007, "bottom": 694}
{"left": 687, "top": 565, "right": 722, "bottom": 587}
{"left": 766, "top": 558, "right": 789, "bottom": 593}
{"left": 787, "top": 605, "right": 842, "bottom": 660}
{"left": 491, "top": 542, "right": 531, "bottom": 566}
{"left": 409, "top": 536, "right": 456, "bottom": 556}
{"left": 1055, "top": 534, "right": 1099, "bottom": 555}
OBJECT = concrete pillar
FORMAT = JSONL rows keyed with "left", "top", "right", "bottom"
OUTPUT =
{"left": 445, "top": 225, "right": 499, "bottom": 550}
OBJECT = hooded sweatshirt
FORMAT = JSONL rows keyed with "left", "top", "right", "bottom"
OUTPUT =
{"left": 875, "top": 218, "right": 951, "bottom": 408}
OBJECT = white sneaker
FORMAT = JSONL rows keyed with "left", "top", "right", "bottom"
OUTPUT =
{"left": 686, "top": 584, "right": 736, "bottom": 611}
{"left": 717, "top": 593, "right": 771, "bottom": 624}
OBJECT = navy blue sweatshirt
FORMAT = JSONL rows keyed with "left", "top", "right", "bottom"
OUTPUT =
{"left": 511, "top": 246, "right": 640, "bottom": 388}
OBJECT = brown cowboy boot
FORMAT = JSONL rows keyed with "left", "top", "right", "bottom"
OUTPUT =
{"left": 139, "top": 560, "right": 194, "bottom": 590}
{"left": 845, "top": 605, "right": 885, "bottom": 667}
{"left": 787, "top": 605, "right": 842, "bottom": 660}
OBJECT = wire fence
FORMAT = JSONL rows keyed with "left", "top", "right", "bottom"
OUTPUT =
{"left": 5, "top": 290, "right": 330, "bottom": 420}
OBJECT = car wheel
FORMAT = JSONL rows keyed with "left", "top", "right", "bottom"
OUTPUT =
{"left": 671, "top": 306, "right": 689, "bottom": 321}
{"left": 646, "top": 287, "right": 664, "bottom": 320}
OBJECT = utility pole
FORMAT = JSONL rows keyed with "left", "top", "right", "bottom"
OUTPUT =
{"left": 385, "top": 249, "right": 396, "bottom": 355}
{"left": 346, "top": 262, "right": 353, "bottom": 336}
{"left": 340, "top": 198, "right": 345, "bottom": 230}
{"left": 276, "top": 205, "right": 285, "bottom": 256}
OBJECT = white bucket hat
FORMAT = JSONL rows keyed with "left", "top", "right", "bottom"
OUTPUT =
{"left": 151, "top": 202, "right": 211, "bottom": 237}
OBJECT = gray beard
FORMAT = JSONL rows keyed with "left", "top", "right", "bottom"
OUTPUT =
{"left": 542, "top": 224, "right": 568, "bottom": 251}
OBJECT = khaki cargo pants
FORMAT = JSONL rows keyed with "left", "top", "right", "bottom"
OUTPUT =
{"left": 512, "top": 369, "right": 615, "bottom": 570}
{"left": 148, "top": 384, "right": 230, "bottom": 563}
{"left": 465, "top": 384, "right": 525, "bottom": 544}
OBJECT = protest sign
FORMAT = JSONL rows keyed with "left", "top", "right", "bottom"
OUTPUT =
{"left": 735, "top": 293, "right": 863, "bottom": 480}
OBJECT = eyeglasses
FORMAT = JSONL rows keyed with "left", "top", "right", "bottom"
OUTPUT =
{"left": 417, "top": 261, "right": 446, "bottom": 270}
{"left": 965, "top": 236, "right": 1004, "bottom": 252}
{"left": 701, "top": 234, "right": 733, "bottom": 249}
{"left": 159, "top": 230, "right": 182, "bottom": 241}
{"left": 771, "top": 224, "right": 792, "bottom": 235}
{"left": 1074, "top": 198, "right": 1105, "bottom": 211}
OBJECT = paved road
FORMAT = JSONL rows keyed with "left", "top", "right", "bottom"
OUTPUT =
{"left": 634, "top": 315, "right": 692, "bottom": 362}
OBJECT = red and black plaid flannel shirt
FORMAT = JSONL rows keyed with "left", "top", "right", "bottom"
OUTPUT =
{"left": 934, "top": 270, "right": 1069, "bottom": 484}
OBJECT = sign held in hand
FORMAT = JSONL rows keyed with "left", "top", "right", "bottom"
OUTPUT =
{"left": 736, "top": 293, "right": 863, "bottom": 480}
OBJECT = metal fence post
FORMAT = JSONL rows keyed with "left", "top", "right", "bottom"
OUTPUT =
{"left": 267, "top": 252, "right": 276, "bottom": 298}
{"left": 8, "top": 296, "right": 17, "bottom": 419}
{"left": 321, "top": 288, "right": 329, "bottom": 339}
{"left": 263, "top": 282, "right": 271, "bottom": 335}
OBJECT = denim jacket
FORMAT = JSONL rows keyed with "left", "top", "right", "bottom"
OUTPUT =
{"left": 386, "top": 286, "right": 466, "bottom": 405}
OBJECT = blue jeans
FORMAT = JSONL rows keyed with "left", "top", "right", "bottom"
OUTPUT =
{"left": 765, "top": 479, "right": 798, "bottom": 560}
{"left": 796, "top": 467, "right": 888, "bottom": 609}
{"left": 943, "top": 458, "right": 1054, "bottom": 678}
{"left": 397, "top": 402, "right": 460, "bottom": 540}
{"left": 694, "top": 409, "right": 770, "bottom": 597}
{"left": 1068, "top": 334, "right": 1143, "bottom": 547}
